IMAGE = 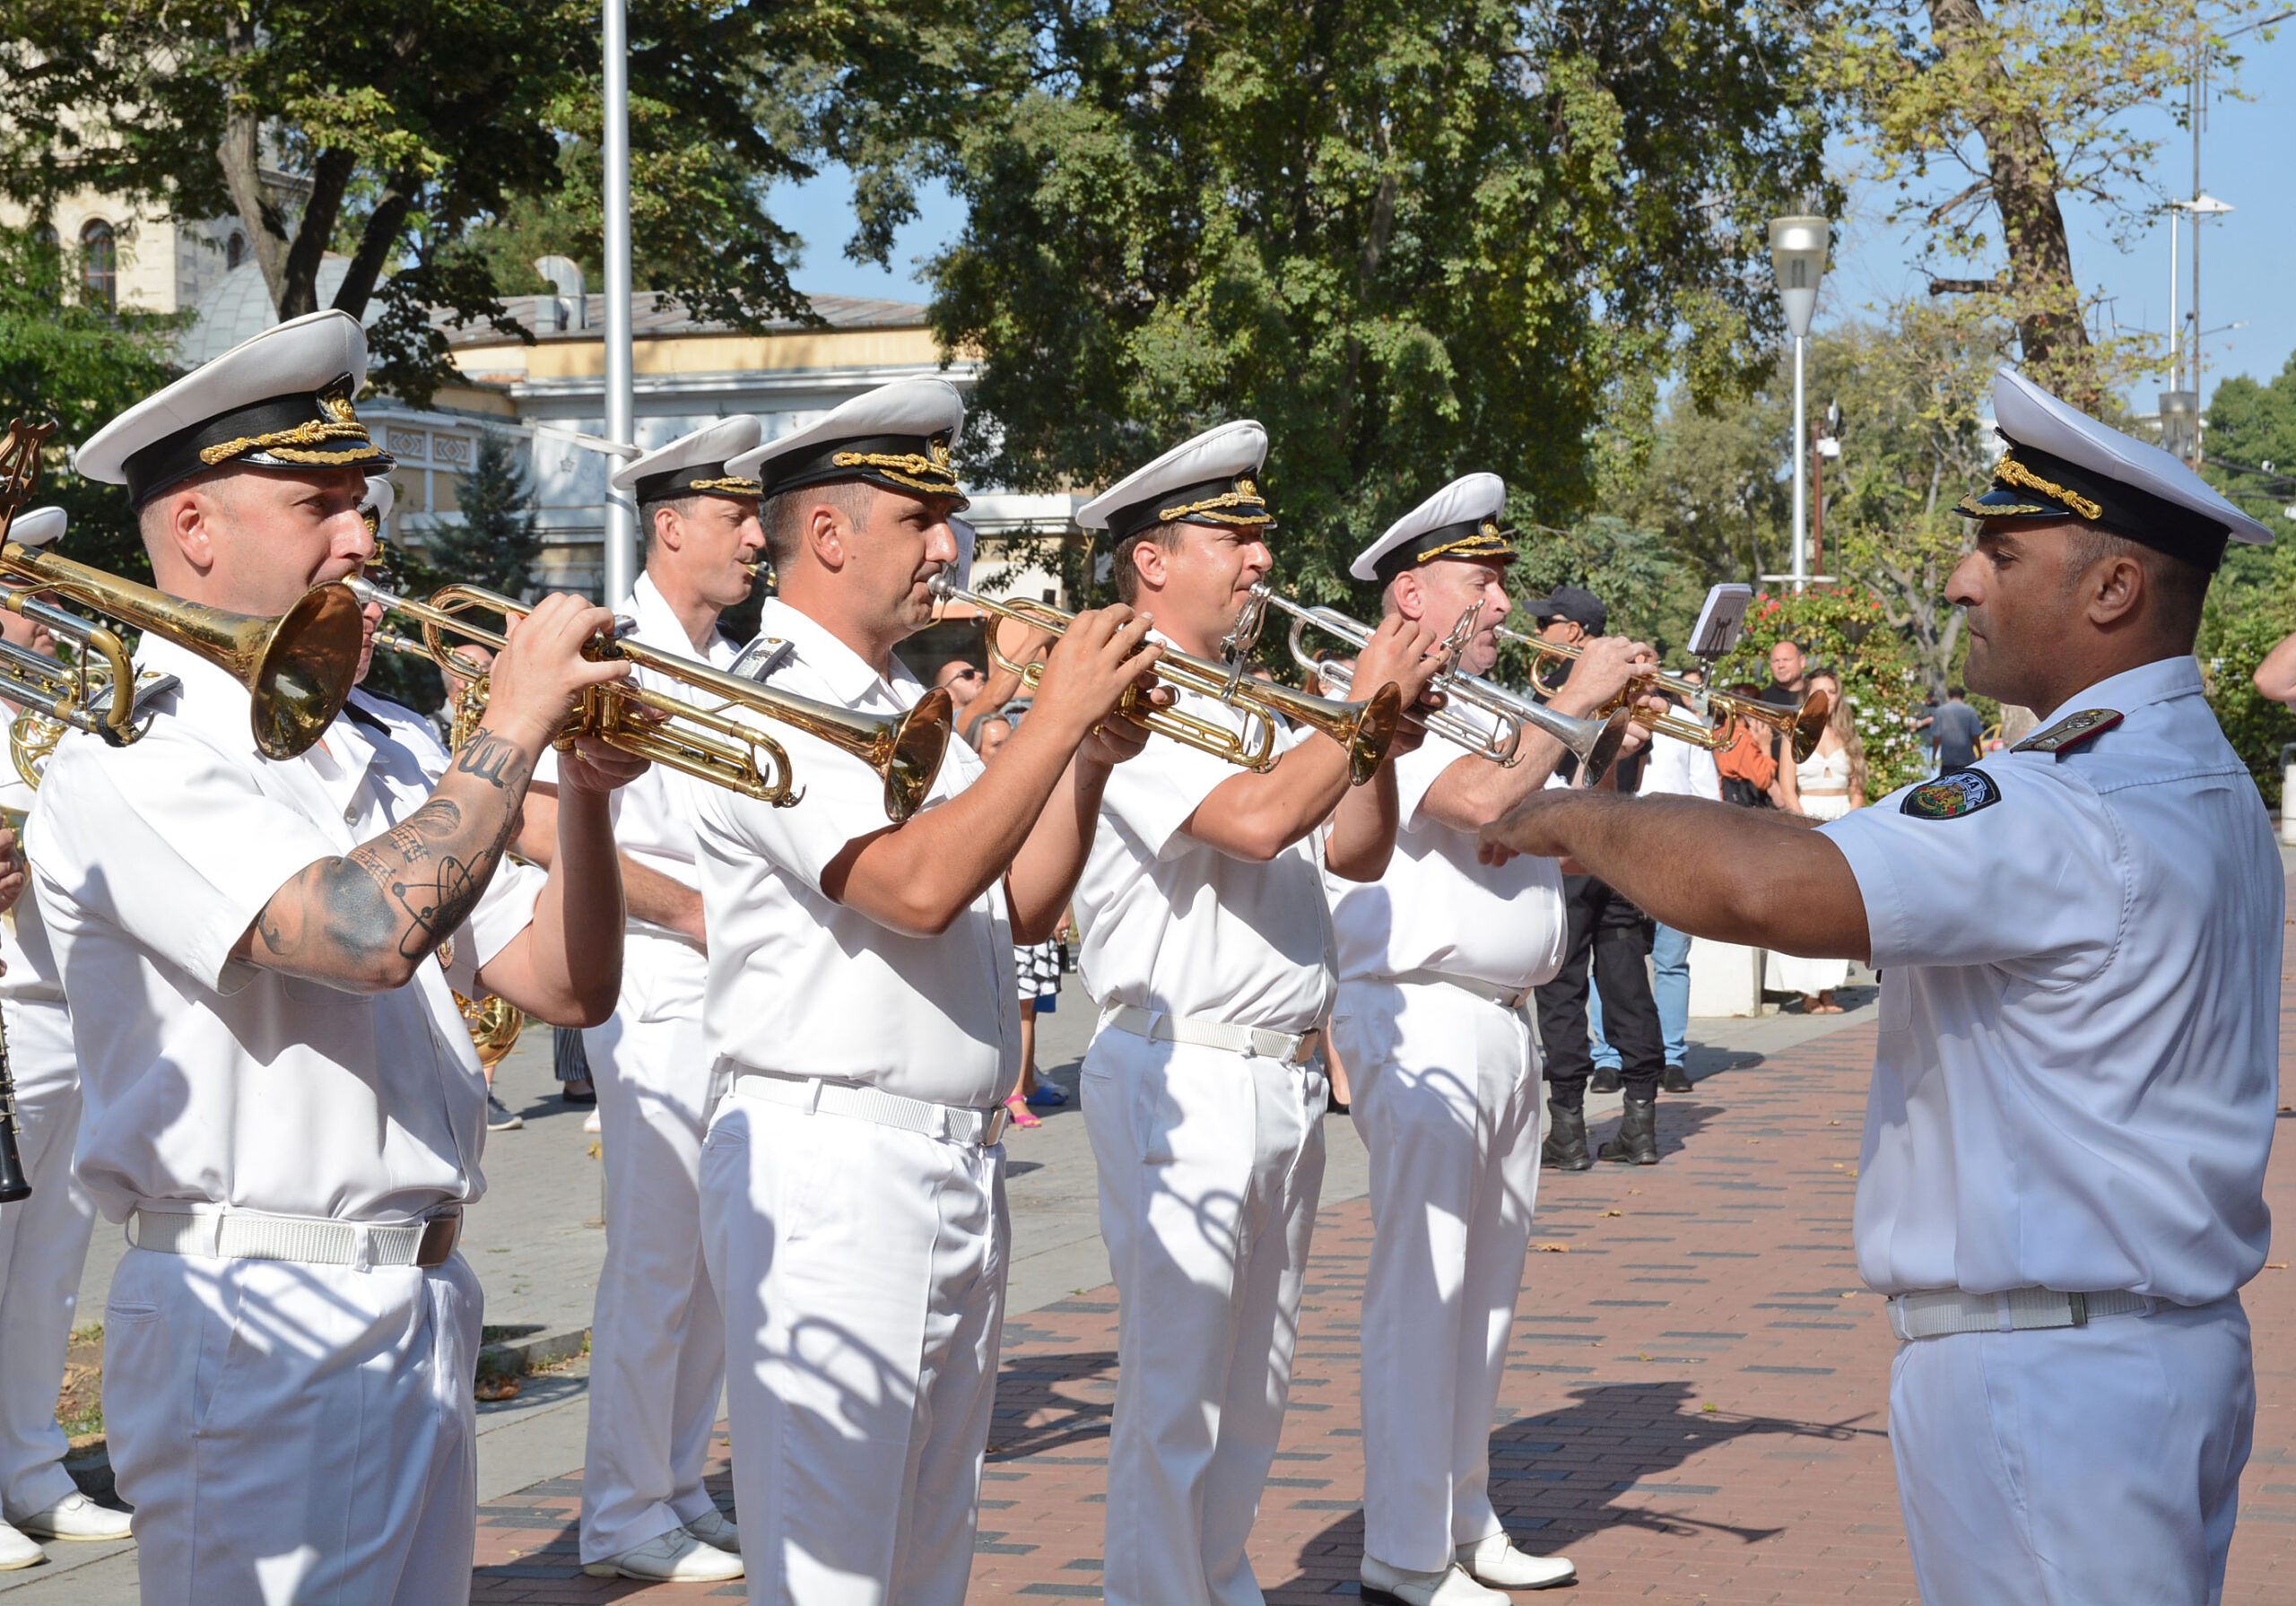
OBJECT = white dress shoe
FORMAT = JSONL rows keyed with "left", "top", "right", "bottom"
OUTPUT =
{"left": 685, "top": 1507, "right": 741, "bottom": 1553}
{"left": 13, "top": 1492, "right": 131, "bottom": 1542}
{"left": 1359, "top": 1555, "right": 1509, "bottom": 1605}
{"left": 581, "top": 1527, "right": 745, "bottom": 1581}
{"left": 0, "top": 1520, "right": 43, "bottom": 1569}
{"left": 1457, "top": 1531, "right": 1578, "bottom": 1589}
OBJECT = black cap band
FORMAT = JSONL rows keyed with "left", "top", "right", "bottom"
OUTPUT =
{"left": 1370, "top": 517, "right": 1518, "bottom": 586}
{"left": 757, "top": 431, "right": 967, "bottom": 509}
{"left": 120, "top": 376, "right": 392, "bottom": 509}
{"left": 1959, "top": 440, "right": 2231, "bottom": 571}
{"left": 1104, "top": 473, "right": 1272, "bottom": 543}
{"left": 633, "top": 462, "right": 761, "bottom": 504}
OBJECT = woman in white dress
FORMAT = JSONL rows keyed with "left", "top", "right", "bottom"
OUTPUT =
{"left": 1768, "top": 670, "right": 1866, "bottom": 1012}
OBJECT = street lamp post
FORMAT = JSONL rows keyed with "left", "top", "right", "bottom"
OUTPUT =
{"left": 1768, "top": 214, "right": 1830, "bottom": 595}
{"left": 601, "top": 0, "right": 636, "bottom": 605}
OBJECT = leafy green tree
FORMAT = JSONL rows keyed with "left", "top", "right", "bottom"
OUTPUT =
{"left": 2191, "top": 352, "right": 2296, "bottom": 801}
{"left": 0, "top": 228, "right": 181, "bottom": 584}
{"left": 920, "top": 0, "right": 1832, "bottom": 609}
{"left": 0, "top": 0, "right": 822, "bottom": 399}
{"left": 420, "top": 430, "right": 543, "bottom": 598}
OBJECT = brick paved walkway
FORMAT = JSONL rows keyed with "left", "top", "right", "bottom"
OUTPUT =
{"left": 468, "top": 924, "right": 2296, "bottom": 1602}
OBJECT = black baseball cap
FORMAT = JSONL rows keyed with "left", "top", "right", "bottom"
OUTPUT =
{"left": 1526, "top": 584, "right": 1606, "bottom": 634}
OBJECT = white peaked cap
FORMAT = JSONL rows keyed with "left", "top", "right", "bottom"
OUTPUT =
{"left": 1077, "top": 421, "right": 1271, "bottom": 539}
{"left": 612, "top": 415, "right": 765, "bottom": 499}
{"left": 76, "top": 309, "right": 389, "bottom": 507}
{"left": 1350, "top": 473, "right": 1513, "bottom": 582}
{"left": 727, "top": 379, "right": 968, "bottom": 508}
{"left": 9, "top": 506, "right": 65, "bottom": 549}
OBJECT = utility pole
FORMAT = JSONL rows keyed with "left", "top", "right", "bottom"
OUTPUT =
{"left": 601, "top": 0, "right": 635, "bottom": 605}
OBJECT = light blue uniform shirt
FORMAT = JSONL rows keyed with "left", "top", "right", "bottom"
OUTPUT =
{"left": 1820, "top": 655, "right": 2282, "bottom": 1305}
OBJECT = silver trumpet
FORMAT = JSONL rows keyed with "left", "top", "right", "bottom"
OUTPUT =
{"left": 1236, "top": 586, "right": 1630, "bottom": 785}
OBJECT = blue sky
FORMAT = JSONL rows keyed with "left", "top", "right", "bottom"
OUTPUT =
{"left": 769, "top": 38, "right": 2296, "bottom": 411}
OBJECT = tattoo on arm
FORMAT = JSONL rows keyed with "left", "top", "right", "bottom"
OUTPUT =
{"left": 250, "top": 732, "right": 534, "bottom": 979}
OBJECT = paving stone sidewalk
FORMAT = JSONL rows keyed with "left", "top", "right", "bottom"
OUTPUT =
{"left": 456, "top": 905, "right": 2296, "bottom": 1603}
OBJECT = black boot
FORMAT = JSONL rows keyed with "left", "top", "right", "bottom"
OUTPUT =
{"left": 1590, "top": 1064, "right": 1622, "bottom": 1094}
{"left": 1543, "top": 1101, "right": 1592, "bottom": 1171}
{"left": 1660, "top": 1063, "right": 1693, "bottom": 1094}
{"left": 1597, "top": 1097, "right": 1660, "bottom": 1164}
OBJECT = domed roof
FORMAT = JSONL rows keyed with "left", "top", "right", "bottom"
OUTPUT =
{"left": 177, "top": 256, "right": 381, "bottom": 369}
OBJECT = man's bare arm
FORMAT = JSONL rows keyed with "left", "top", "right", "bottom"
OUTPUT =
{"left": 1480, "top": 790, "right": 1871, "bottom": 960}
{"left": 235, "top": 729, "right": 536, "bottom": 993}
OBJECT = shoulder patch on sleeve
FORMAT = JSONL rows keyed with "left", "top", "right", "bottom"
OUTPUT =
{"left": 1900, "top": 769, "right": 2001, "bottom": 820}
{"left": 2012, "top": 708, "right": 2123, "bottom": 755}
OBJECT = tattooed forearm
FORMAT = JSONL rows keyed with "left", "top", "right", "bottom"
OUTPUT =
{"left": 242, "top": 735, "right": 535, "bottom": 989}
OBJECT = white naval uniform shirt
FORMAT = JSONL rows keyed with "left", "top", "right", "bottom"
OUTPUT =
{"left": 691, "top": 598, "right": 1018, "bottom": 1107}
{"left": 1638, "top": 730, "right": 1723, "bottom": 803}
{"left": 1074, "top": 682, "right": 1335, "bottom": 1033}
{"left": 1326, "top": 707, "right": 1567, "bottom": 991}
{"left": 1818, "top": 655, "right": 2282, "bottom": 1306}
{"left": 28, "top": 638, "right": 544, "bottom": 1226}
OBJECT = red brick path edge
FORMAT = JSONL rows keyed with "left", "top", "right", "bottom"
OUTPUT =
{"left": 471, "top": 906, "right": 2296, "bottom": 1603}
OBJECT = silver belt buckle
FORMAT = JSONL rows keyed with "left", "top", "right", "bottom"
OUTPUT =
{"left": 2066, "top": 1291, "right": 2089, "bottom": 1327}
{"left": 982, "top": 1104, "right": 1011, "bottom": 1147}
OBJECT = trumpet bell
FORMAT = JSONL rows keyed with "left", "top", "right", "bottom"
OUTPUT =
{"left": 251, "top": 584, "right": 367, "bottom": 760}
{"left": 885, "top": 688, "right": 955, "bottom": 824}
{"left": 1787, "top": 688, "right": 1831, "bottom": 764}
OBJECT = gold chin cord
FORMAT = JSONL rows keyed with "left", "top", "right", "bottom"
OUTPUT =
{"left": 1492, "top": 622, "right": 1833, "bottom": 764}
{"left": 354, "top": 578, "right": 952, "bottom": 825}
{"left": 1241, "top": 586, "right": 1632, "bottom": 786}
{"left": 0, "top": 418, "right": 361, "bottom": 763}
{"left": 927, "top": 574, "right": 1403, "bottom": 786}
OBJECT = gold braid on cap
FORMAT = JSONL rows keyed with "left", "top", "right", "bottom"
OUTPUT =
{"left": 1158, "top": 480, "right": 1272, "bottom": 525}
{"left": 686, "top": 476, "right": 762, "bottom": 496}
{"left": 1413, "top": 519, "right": 1516, "bottom": 565}
{"left": 197, "top": 415, "right": 378, "bottom": 467}
{"left": 1994, "top": 452, "right": 2104, "bottom": 522}
{"left": 830, "top": 450, "right": 960, "bottom": 495}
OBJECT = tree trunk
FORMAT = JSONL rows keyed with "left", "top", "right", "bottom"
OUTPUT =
{"left": 276, "top": 148, "right": 357, "bottom": 319}
{"left": 334, "top": 174, "right": 416, "bottom": 320}
{"left": 216, "top": 22, "right": 295, "bottom": 314}
{"left": 1925, "top": 0, "right": 2093, "bottom": 395}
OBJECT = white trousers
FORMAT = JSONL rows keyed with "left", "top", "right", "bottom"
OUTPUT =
{"left": 1083, "top": 1027, "right": 1327, "bottom": 1606}
{"left": 700, "top": 1081, "right": 1006, "bottom": 1606}
{"left": 0, "top": 999, "right": 95, "bottom": 1521}
{"left": 103, "top": 1244, "right": 482, "bottom": 1605}
{"left": 1889, "top": 1296, "right": 2253, "bottom": 1605}
{"left": 1332, "top": 978, "right": 1541, "bottom": 1573}
{"left": 579, "top": 954, "right": 727, "bottom": 1562}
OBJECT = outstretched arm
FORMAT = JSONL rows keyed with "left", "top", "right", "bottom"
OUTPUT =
{"left": 1480, "top": 790, "right": 1870, "bottom": 960}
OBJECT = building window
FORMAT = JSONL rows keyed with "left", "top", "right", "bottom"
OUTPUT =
{"left": 81, "top": 219, "right": 116, "bottom": 309}
{"left": 225, "top": 231, "right": 247, "bottom": 270}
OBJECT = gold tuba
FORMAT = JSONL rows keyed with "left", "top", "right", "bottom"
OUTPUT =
{"left": 0, "top": 418, "right": 362, "bottom": 760}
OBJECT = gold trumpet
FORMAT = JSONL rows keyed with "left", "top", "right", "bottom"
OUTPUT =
{"left": 1494, "top": 623, "right": 1832, "bottom": 762}
{"left": 1250, "top": 589, "right": 1631, "bottom": 785}
{"left": 355, "top": 579, "right": 954, "bottom": 824}
{"left": 0, "top": 419, "right": 362, "bottom": 760}
{"left": 926, "top": 575, "right": 1403, "bottom": 785}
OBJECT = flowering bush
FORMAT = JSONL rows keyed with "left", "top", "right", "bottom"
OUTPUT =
{"left": 1709, "top": 586, "right": 1928, "bottom": 796}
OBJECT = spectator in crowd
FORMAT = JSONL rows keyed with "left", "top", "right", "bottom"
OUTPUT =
{"left": 1908, "top": 690, "right": 1940, "bottom": 777}
{"left": 1761, "top": 638, "right": 1809, "bottom": 708}
{"left": 935, "top": 655, "right": 987, "bottom": 716}
{"left": 1768, "top": 667, "right": 1866, "bottom": 1014}
{"left": 1526, "top": 585, "right": 1670, "bottom": 1167}
{"left": 1930, "top": 684, "right": 1986, "bottom": 772}
{"left": 1714, "top": 681, "right": 1779, "bottom": 808}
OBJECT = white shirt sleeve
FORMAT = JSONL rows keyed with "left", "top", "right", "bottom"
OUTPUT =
{"left": 700, "top": 727, "right": 909, "bottom": 901}
{"left": 32, "top": 732, "right": 338, "bottom": 995}
{"left": 1098, "top": 728, "right": 1250, "bottom": 861}
{"left": 1391, "top": 739, "right": 1465, "bottom": 830}
{"left": 1818, "top": 766, "right": 2125, "bottom": 984}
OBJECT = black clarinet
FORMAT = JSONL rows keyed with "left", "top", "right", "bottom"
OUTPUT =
{"left": 0, "top": 1019, "right": 27, "bottom": 1202}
